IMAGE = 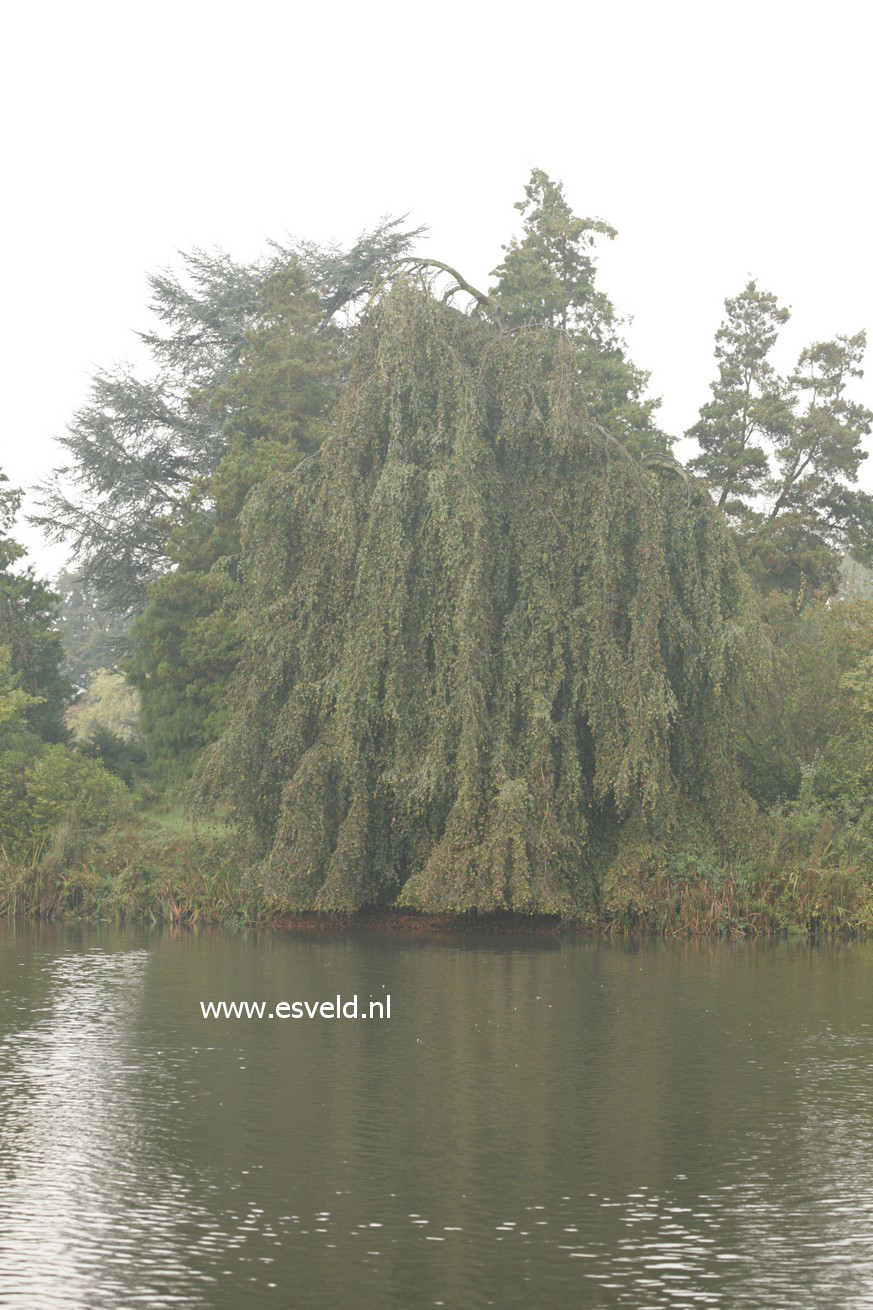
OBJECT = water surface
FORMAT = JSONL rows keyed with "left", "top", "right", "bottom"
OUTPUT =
{"left": 1, "top": 925, "right": 872, "bottom": 1307}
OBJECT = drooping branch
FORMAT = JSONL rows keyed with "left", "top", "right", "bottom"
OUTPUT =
{"left": 379, "top": 265, "right": 685, "bottom": 503}
{"left": 194, "top": 283, "right": 763, "bottom": 915}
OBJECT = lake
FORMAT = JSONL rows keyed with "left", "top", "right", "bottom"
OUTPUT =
{"left": 1, "top": 925, "right": 872, "bottom": 1307}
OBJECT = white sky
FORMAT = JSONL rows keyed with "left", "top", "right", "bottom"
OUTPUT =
{"left": 3, "top": 0, "right": 872, "bottom": 575}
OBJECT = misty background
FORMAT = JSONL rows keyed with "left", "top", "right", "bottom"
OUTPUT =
{"left": 4, "top": 0, "right": 872, "bottom": 572}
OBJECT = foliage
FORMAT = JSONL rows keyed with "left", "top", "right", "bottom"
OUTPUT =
{"left": 0, "top": 646, "right": 44, "bottom": 849}
{"left": 490, "top": 169, "right": 667, "bottom": 454}
{"left": 748, "top": 333, "right": 873, "bottom": 593}
{"left": 20, "top": 195, "right": 873, "bottom": 933}
{"left": 0, "top": 474, "right": 71, "bottom": 742}
{"left": 126, "top": 568, "right": 241, "bottom": 785}
{"left": 68, "top": 665, "right": 147, "bottom": 788}
{"left": 490, "top": 168, "right": 619, "bottom": 337}
{"left": 596, "top": 823, "right": 873, "bottom": 937}
{"left": 32, "top": 250, "right": 263, "bottom": 614}
{"left": 738, "top": 593, "right": 873, "bottom": 809}
{"left": 808, "top": 605, "right": 873, "bottom": 831}
{"left": 0, "top": 649, "right": 131, "bottom": 859}
{"left": 68, "top": 667, "right": 141, "bottom": 742}
{"left": 3, "top": 804, "right": 872, "bottom": 937}
{"left": 689, "top": 281, "right": 873, "bottom": 594}
{"left": 194, "top": 284, "right": 765, "bottom": 914}
{"left": 126, "top": 259, "right": 341, "bottom": 783}
{"left": 0, "top": 824, "right": 251, "bottom": 924}
{"left": 53, "top": 568, "right": 130, "bottom": 688}
{"left": 79, "top": 726, "right": 147, "bottom": 788}
{"left": 0, "top": 498, "right": 131, "bottom": 855}
{"left": 32, "top": 222, "right": 423, "bottom": 615}
{"left": 24, "top": 746, "right": 131, "bottom": 848}
{"left": 0, "top": 647, "right": 39, "bottom": 744}
{"left": 289, "top": 214, "right": 428, "bottom": 326}
{"left": 688, "top": 280, "right": 791, "bottom": 516}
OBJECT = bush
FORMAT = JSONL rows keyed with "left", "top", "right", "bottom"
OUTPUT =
{"left": 23, "top": 745, "right": 132, "bottom": 851}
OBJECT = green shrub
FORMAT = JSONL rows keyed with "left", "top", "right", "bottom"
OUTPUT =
{"left": 24, "top": 745, "right": 132, "bottom": 850}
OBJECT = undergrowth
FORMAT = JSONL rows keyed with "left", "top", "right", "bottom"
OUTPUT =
{"left": 2, "top": 808, "right": 872, "bottom": 936}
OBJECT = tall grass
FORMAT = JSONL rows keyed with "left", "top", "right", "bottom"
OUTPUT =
{"left": 0, "top": 821, "right": 262, "bottom": 925}
{"left": 596, "top": 815, "right": 873, "bottom": 937}
{"left": 3, "top": 812, "right": 873, "bottom": 936}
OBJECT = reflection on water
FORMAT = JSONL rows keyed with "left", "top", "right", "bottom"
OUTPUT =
{"left": 1, "top": 927, "right": 873, "bottom": 1307}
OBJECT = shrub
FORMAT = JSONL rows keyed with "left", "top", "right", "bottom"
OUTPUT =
{"left": 24, "top": 745, "right": 132, "bottom": 850}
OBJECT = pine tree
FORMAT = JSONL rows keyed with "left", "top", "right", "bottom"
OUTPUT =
{"left": 755, "top": 332, "right": 873, "bottom": 591}
{"left": 691, "top": 284, "right": 873, "bottom": 594}
{"left": 687, "top": 280, "right": 792, "bottom": 520}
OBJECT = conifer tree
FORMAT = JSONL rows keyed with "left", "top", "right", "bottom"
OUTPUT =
{"left": 33, "top": 249, "right": 263, "bottom": 615}
{"left": 33, "top": 221, "right": 423, "bottom": 615}
{"left": 687, "top": 280, "right": 792, "bottom": 520}
{"left": 194, "top": 284, "right": 764, "bottom": 914}
{"left": 490, "top": 169, "right": 667, "bottom": 454}
{"left": 127, "top": 259, "right": 341, "bottom": 782}
{"left": 690, "top": 284, "right": 873, "bottom": 594}
{"left": 754, "top": 332, "right": 873, "bottom": 591}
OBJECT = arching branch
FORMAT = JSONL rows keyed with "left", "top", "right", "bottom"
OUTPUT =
{"left": 392, "top": 257, "right": 508, "bottom": 333}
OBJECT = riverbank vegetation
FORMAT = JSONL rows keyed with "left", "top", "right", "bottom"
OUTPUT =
{"left": 4, "top": 170, "right": 873, "bottom": 934}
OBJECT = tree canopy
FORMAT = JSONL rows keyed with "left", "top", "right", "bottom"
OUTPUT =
{"left": 32, "top": 220, "right": 424, "bottom": 615}
{"left": 194, "top": 284, "right": 764, "bottom": 914}
{"left": 9, "top": 174, "right": 873, "bottom": 928}
{"left": 125, "top": 258, "right": 342, "bottom": 783}
{"left": 689, "top": 280, "right": 873, "bottom": 594}
{"left": 490, "top": 170, "right": 667, "bottom": 455}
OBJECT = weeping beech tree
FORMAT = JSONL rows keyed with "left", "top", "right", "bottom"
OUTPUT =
{"left": 194, "top": 282, "right": 766, "bottom": 914}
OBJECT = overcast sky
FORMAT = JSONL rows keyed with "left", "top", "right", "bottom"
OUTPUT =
{"left": 4, "top": 0, "right": 872, "bottom": 574}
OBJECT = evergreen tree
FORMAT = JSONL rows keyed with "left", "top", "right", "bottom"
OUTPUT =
{"left": 490, "top": 169, "right": 667, "bottom": 454}
{"left": 194, "top": 284, "right": 764, "bottom": 914}
{"left": 687, "top": 280, "right": 792, "bottom": 520}
{"left": 691, "top": 287, "right": 873, "bottom": 594}
{"left": 291, "top": 214, "right": 427, "bottom": 325}
{"left": 490, "top": 168, "right": 618, "bottom": 336}
{"left": 126, "top": 259, "right": 341, "bottom": 783}
{"left": 33, "top": 221, "right": 424, "bottom": 615}
{"left": 33, "top": 249, "right": 263, "bottom": 615}
{"left": 753, "top": 332, "right": 873, "bottom": 591}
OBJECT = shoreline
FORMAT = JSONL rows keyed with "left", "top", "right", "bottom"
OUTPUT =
{"left": 3, "top": 824, "right": 872, "bottom": 938}
{"left": 274, "top": 910, "right": 573, "bottom": 936}
{"left": 2, "top": 900, "right": 868, "bottom": 939}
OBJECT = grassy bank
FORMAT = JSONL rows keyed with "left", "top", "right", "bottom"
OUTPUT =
{"left": 0, "top": 819, "right": 255, "bottom": 925}
{"left": 2, "top": 810, "right": 873, "bottom": 937}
